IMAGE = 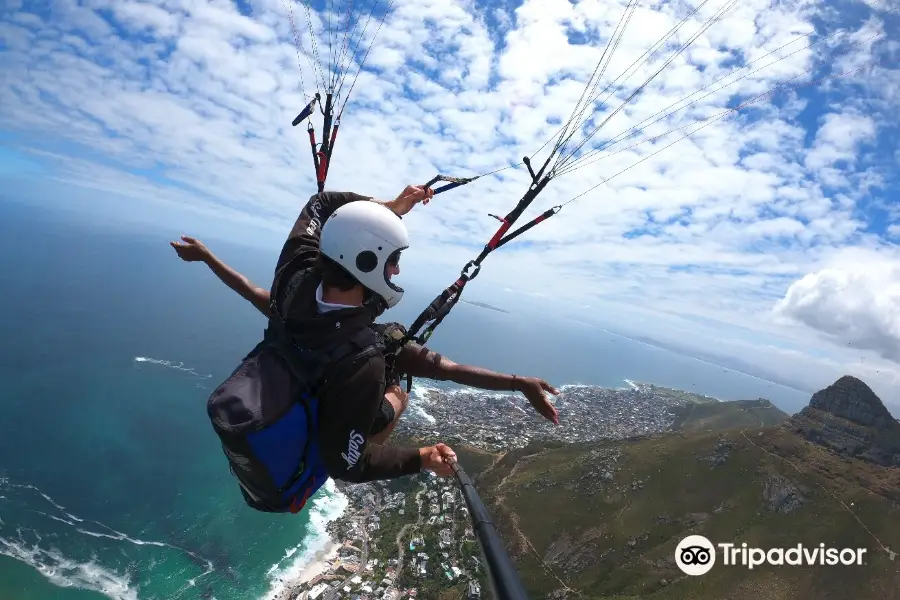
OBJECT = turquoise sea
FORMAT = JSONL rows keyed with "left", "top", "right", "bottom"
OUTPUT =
{"left": 0, "top": 199, "right": 811, "bottom": 600}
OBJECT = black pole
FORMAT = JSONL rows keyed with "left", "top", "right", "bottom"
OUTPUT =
{"left": 452, "top": 461, "right": 530, "bottom": 600}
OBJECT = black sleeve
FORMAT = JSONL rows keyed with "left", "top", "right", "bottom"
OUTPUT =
{"left": 372, "top": 322, "right": 444, "bottom": 380}
{"left": 316, "top": 353, "right": 421, "bottom": 483}
{"left": 394, "top": 341, "right": 445, "bottom": 380}
{"left": 274, "top": 191, "right": 373, "bottom": 275}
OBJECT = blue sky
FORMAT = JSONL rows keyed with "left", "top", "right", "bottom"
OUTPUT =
{"left": 1, "top": 0, "right": 899, "bottom": 406}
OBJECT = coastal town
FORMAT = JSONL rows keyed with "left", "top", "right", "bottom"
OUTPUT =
{"left": 277, "top": 381, "right": 717, "bottom": 600}
{"left": 399, "top": 379, "right": 718, "bottom": 452}
{"left": 283, "top": 471, "right": 484, "bottom": 600}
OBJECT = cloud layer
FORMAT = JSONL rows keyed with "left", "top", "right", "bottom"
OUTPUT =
{"left": 1, "top": 0, "right": 899, "bottom": 406}
{"left": 775, "top": 248, "right": 900, "bottom": 361}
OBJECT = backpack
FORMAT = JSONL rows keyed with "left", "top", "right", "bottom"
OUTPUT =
{"left": 206, "top": 266, "right": 384, "bottom": 514}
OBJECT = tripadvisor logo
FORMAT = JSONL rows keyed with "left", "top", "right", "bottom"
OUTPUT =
{"left": 676, "top": 535, "right": 716, "bottom": 575}
{"left": 675, "top": 535, "right": 868, "bottom": 575}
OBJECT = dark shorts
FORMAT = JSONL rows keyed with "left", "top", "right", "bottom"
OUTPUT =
{"left": 369, "top": 396, "right": 396, "bottom": 435}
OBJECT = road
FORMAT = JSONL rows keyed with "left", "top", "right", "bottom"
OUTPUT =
{"left": 395, "top": 482, "right": 427, "bottom": 576}
{"left": 346, "top": 514, "right": 368, "bottom": 572}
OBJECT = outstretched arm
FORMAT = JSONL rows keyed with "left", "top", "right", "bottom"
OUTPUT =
{"left": 170, "top": 235, "right": 271, "bottom": 318}
{"left": 394, "top": 340, "right": 561, "bottom": 424}
{"left": 395, "top": 342, "right": 515, "bottom": 389}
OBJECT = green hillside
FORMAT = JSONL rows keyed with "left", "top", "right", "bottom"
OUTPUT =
{"left": 670, "top": 399, "right": 790, "bottom": 433}
{"left": 474, "top": 426, "right": 900, "bottom": 599}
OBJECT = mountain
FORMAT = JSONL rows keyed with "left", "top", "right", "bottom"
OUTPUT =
{"left": 460, "top": 377, "right": 900, "bottom": 599}
{"left": 473, "top": 428, "right": 899, "bottom": 599}
{"left": 789, "top": 375, "right": 900, "bottom": 467}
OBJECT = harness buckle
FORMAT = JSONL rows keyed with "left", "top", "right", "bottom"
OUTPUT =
{"left": 461, "top": 260, "right": 481, "bottom": 281}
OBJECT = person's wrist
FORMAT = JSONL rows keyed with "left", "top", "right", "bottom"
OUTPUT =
{"left": 380, "top": 198, "right": 400, "bottom": 215}
{"left": 510, "top": 374, "right": 521, "bottom": 392}
{"left": 418, "top": 446, "right": 432, "bottom": 470}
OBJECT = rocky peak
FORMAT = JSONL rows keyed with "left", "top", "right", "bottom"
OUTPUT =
{"left": 789, "top": 376, "right": 900, "bottom": 467}
{"left": 806, "top": 376, "right": 898, "bottom": 431}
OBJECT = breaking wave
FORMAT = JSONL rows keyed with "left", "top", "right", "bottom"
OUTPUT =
{"left": 133, "top": 356, "right": 211, "bottom": 379}
{"left": 0, "top": 537, "right": 139, "bottom": 600}
{"left": 0, "top": 478, "right": 215, "bottom": 600}
{"left": 260, "top": 479, "right": 349, "bottom": 600}
{"left": 408, "top": 381, "right": 441, "bottom": 424}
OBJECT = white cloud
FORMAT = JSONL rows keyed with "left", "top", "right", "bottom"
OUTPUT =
{"left": 774, "top": 248, "right": 900, "bottom": 362}
{"left": 2, "top": 0, "right": 900, "bottom": 409}
{"left": 804, "top": 110, "right": 876, "bottom": 173}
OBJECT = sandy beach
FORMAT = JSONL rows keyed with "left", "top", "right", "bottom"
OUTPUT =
{"left": 269, "top": 539, "right": 342, "bottom": 600}
{"left": 298, "top": 540, "right": 341, "bottom": 585}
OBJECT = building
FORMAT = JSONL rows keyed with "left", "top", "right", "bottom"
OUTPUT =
{"left": 383, "top": 587, "right": 401, "bottom": 600}
{"left": 441, "top": 491, "right": 454, "bottom": 508}
{"left": 439, "top": 528, "right": 453, "bottom": 548}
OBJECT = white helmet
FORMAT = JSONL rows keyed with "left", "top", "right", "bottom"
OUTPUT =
{"left": 320, "top": 200, "right": 410, "bottom": 309}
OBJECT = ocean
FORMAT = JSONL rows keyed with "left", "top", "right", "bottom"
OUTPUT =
{"left": 0, "top": 199, "right": 810, "bottom": 600}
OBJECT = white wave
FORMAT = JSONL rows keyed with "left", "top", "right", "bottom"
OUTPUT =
{"left": 408, "top": 381, "right": 442, "bottom": 424}
{"left": 409, "top": 403, "right": 436, "bottom": 425}
{"left": 38, "top": 490, "right": 69, "bottom": 512}
{"left": 0, "top": 536, "right": 138, "bottom": 600}
{"left": 19, "top": 481, "right": 216, "bottom": 591}
{"left": 9, "top": 484, "right": 71, "bottom": 513}
{"left": 36, "top": 512, "right": 80, "bottom": 527}
{"left": 133, "top": 356, "right": 211, "bottom": 378}
{"left": 260, "top": 479, "right": 349, "bottom": 600}
{"left": 409, "top": 380, "right": 443, "bottom": 402}
{"left": 84, "top": 521, "right": 216, "bottom": 585}
{"left": 557, "top": 383, "right": 600, "bottom": 391}
{"left": 76, "top": 528, "right": 167, "bottom": 547}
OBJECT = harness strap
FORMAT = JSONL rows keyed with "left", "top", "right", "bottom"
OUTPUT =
{"left": 393, "top": 164, "right": 560, "bottom": 354}
{"left": 290, "top": 92, "right": 338, "bottom": 192}
{"left": 424, "top": 174, "right": 479, "bottom": 196}
{"left": 316, "top": 93, "right": 335, "bottom": 193}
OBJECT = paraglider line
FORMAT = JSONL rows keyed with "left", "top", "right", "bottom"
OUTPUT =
{"left": 556, "top": 25, "right": 854, "bottom": 175}
{"left": 338, "top": 0, "right": 396, "bottom": 117}
{"left": 556, "top": 61, "right": 881, "bottom": 209}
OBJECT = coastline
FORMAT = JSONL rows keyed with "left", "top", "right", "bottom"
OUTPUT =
{"left": 270, "top": 539, "right": 342, "bottom": 600}
{"left": 264, "top": 480, "right": 350, "bottom": 600}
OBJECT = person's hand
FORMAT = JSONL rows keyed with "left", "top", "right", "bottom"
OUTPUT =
{"left": 384, "top": 384, "right": 409, "bottom": 412}
{"left": 515, "top": 376, "right": 561, "bottom": 425}
{"left": 389, "top": 185, "right": 434, "bottom": 217}
{"left": 419, "top": 443, "right": 456, "bottom": 477}
{"left": 170, "top": 235, "right": 210, "bottom": 262}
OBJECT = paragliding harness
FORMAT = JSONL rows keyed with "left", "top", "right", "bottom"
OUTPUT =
{"left": 206, "top": 261, "right": 384, "bottom": 514}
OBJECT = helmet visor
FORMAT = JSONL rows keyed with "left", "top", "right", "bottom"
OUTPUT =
{"left": 384, "top": 247, "right": 405, "bottom": 294}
